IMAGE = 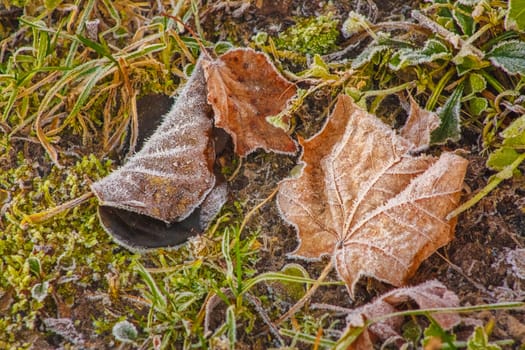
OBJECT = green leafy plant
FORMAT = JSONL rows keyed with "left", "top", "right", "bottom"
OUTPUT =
{"left": 506, "top": 0, "right": 525, "bottom": 32}
{"left": 342, "top": 0, "right": 525, "bottom": 217}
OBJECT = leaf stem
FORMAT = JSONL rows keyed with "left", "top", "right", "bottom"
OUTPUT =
{"left": 280, "top": 328, "right": 336, "bottom": 347}
{"left": 373, "top": 301, "right": 524, "bottom": 322}
{"left": 361, "top": 81, "right": 416, "bottom": 99}
{"left": 274, "top": 259, "right": 334, "bottom": 326}
{"left": 240, "top": 272, "right": 341, "bottom": 295}
{"left": 480, "top": 69, "right": 505, "bottom": 94}
{"left": 465, "top": 22, "right": 494, "bottom": 46}
{"left": 426, "top": 67, "right": 455, "bottom": 111}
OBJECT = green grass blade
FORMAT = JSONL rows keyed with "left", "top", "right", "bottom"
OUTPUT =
{"left": 240, "top": 272, "right": 342, "bottom": 295}
{"left": 448, "top": 153, "right": 525, "bottom": 219}
{"left": 3, "top": 86, "right": 18, "bottom": 121}
{"left": 75, "top": 35, "right": 117, "bottom": 63}
{"left": 226, "top": 305, "right": 236, "bottom": 350}
{"left": 35, "top": 30, "right": 49, "bottom": 68}
{"left": 135, "top": 262, "right": 168, "bottom": 312}
{"left": 280, "top": 328, "right": 337, "bottom": 348}
{"left": 121, "top": 43, "right": 167, "bottom": 60}
{"left": 66, "top": 63, "right": 115, "bottom": 124}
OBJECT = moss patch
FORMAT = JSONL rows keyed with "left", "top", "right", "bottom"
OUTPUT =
{"left": 275, "top": 14, "right": 340, "bottom": 55}
{"left": 0, "top": 155, "right": 141, "bottom": 348}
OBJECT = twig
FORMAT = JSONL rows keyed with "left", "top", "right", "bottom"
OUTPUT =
{"left": 436, "top": 252, "right": 489, "bottom": 295}
{"left": 21, "top": 191, "right": 94, "bottom": 228}
{"left": 274, "top": 259, "right": 334, "bottom": 326}
{"left": 246, "top": 292, "right": 284, "bottom": 345}
{"left": 238, "top": 186, "right": 279, "bottom": 235}
{"left": 226, "top": 158, "right": 243, "bottom": 182}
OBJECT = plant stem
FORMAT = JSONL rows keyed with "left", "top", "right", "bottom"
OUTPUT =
{"left": 426, "top": 67, "right": 455, "bottom": 111}
{"left": 238, "top": 187, "right": 279, "bottom": 235}
{"left": 274, "top": 259, "right": 334, "bottom": 326}
{"left": 480, "top": 69, "right": 505, "bottom": 94}
{"left": 21, "top": 191, "right": 94, "bottom": 228}
{"left": 361, "top": 81, "right": 416, "bottom": 99}
{"left": 374, "top": 301, "right": 524, "bottom": 322}
{"left": 334, "top": 301, "right": 524, "bottom": 349}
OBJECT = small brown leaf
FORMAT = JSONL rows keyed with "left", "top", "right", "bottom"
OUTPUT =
{"left": 277, "top": 94, "right": 468, "bottom": 296}
{"left": 203, "top": 47, "right": 298, "bottom": 156}
{"left": 345, "top": 280, "right": 461, "bottom": 350}
{"left": 400, "top": 95, "right": 441, "bottom": 152}
{"left": 92, "top": 60, "right": 216, "bottom": 224}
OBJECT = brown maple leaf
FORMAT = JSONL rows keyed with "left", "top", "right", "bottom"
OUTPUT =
{"left": 400, "top": 95, "right": 441, "bottom": 152}
{"left": 91, "top": 59, "right": 216, "bottom": 224}
{"left": 343, "top": 280, "right": 460, "bottom": 349}
{"left": 277, "top": 94, "right": 468, "bottom": 297}
{"left": 202, "top": 47, "right": 298, "bottom": 156}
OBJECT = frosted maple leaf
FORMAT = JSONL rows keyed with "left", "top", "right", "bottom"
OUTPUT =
{"left": 277, "top": 94, "right": 468, "bottom": 296}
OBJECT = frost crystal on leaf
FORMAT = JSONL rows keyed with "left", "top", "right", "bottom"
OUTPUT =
{"left": 389, "top": 39, "right": 451, "bottom": 71}
{"left": 352, "top": 44, "right": 390, "bottom": 69}
{"left": 431, "top": 83, "right": 464, "bottom": 144}
{"left": 43, "top": 318, "right": 85, "bottom": 345}
{"left": 487, "top": 40, "right": 525, "bottom": 76}
{"left": 112, "top": 320, "right": 138, "bottom": 343}
{"left": 92, "top": 48, "right": 299, "bottom": 251}
{"left": 277, "top": 94, "right": 468, "bottom": 297}
{"left": 31, "top": 280, "right": 49, "bottom": 302}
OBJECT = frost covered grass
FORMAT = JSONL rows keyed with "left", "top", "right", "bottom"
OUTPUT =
{"left": 1, "top": 0, "right": 525, "bottom": 349}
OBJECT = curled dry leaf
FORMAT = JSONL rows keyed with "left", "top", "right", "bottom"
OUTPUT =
{"left": 203, "top": 47, "right": 298, "bottom": 156}
{"left": 96, "top": 182, "right": 227, "bottom": 251}
{"left": 277, "top": 94, "right": 468, "bottom": 297}
{"left": 345, "top": 280, "right": 461, "bottom": 350}
{"left": 92, "top": 61, "right": 226, "bottom": 250}
{"left": 400, "top": 95, "right": 441, "bottom": 152}
{"left": 92, "top": 61, "right": 215, "bottom": 223}
{"left": 91, "top": 47, "right": 299, "bottom": 251}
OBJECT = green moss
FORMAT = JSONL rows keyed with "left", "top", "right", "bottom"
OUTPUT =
{"left": 0, "top": 154, "right": 141, "bottom": 348}
{"left": 275, "top": 15, "right": 340, "bottom": 55}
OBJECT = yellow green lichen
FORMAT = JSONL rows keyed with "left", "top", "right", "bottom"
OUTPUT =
{"left": 274, "top": 14, "right": 340, "bottom": 55}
